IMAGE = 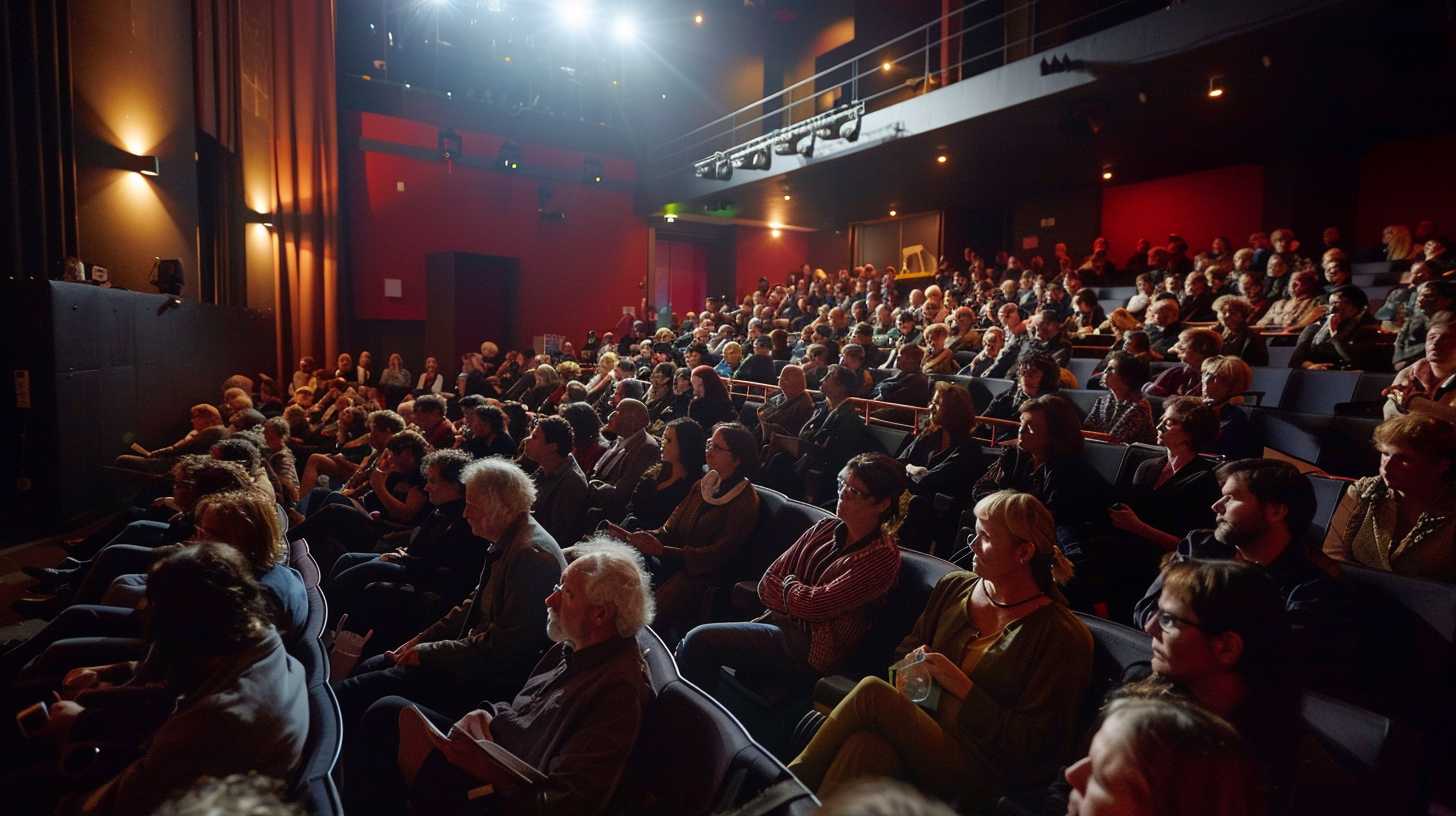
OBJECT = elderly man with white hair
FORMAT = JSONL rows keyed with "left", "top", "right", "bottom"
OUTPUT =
{"left": 335, "top": 457, "right": 566, "bottom": 760}
{"left": 346, "top": 537, "right": 656, "bottom": 816}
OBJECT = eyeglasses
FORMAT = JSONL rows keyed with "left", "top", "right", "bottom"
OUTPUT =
{"left": 1154, "top": 610, "right": 1210, "bottom": 634}
{"left": 836, "top": 478, "right": 870, "bottom": 500}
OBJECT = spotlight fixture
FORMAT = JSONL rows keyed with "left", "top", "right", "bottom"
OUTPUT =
{"left": 611, "top": 15, "right": 637, "bottom": 43}
{"left": 1101, "top": 164, "right": 1114, "bottom": 182}
{"left": 583, "top": 156, "right": 605, "bottom": 183}
{"left": 796, "top": 132, "right": 815, "bottom": 158}
{"left": 732, "top": 146, "right": 771, "bottom": 171}
{"left": 772, "top": 133, "right": 798, "bottom": 155}
{"left": 496, "top": 140, "right": 522, "bottom": 170}
{"left": 122, "top": 153, "right": 160, "bottom": 176}
{"left": 714, "top": 156, "right": 733, "bottom": 179}
{"left": 1207, "top": 75, "right": 1225, "bottom": 98}
{"left": 838, "top": 112, "right": 861, "bottom": 142}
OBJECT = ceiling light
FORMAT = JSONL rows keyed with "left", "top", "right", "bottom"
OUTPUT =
{"left": 783, "top": 193, "right": 791, "bottom": 201}
{"left": 694, "top": 12, "right": 704, "bottom": 25}
{"left": 1101, "top": 163, "right": 1114, "bottom": 181}
{"left": 771, "top": 229, "right": 782, "bottom": 237}
{"left": 612, "top": 16, "right": 638, "bottom": 43}
{"left": 881, "top": 61, "right": 893, "bottom": 72}
{"left": 664, "top": 213, "right": 677, "bottom": 223}
{"left": 888, "top": 208, "right": 897, "bottom": 217}
{"left": 1207, "top": 75, "right": 1225, "bottom": 99}
{"left": 936, "top": 154, "right": 948, "bottom": 164}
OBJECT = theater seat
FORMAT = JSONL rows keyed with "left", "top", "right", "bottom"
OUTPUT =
{"left": 290, "top": 683, "right": 344, "bottom": 816}
{"left": 865, "top": 424, "right": 908, "bottom": 455}
{"left": 1306, "top": 474, "right": 1350, "bottom": 542}
{"left": 290, "top": 538, "right": 322, "bottom": 590}
{"left": 1248, "top": 366, "right": 1293, "bottom": 408}
{"left": 730, "top": 487, "right": 834, "bottom": 618}
{"left": 1293, "top": 691, "right": 1422, "bottom": 814}
{"left": 1283, "top": 370, "right": 1362, "bottom": 414}
{"left": 1083, "top": 440, "right": 1128, "bottom": 488}
{"left": 1340, "top": 565, "right": 1456, "bottom": 724}
{"left": 608, "top": 626, "right": 818, "bottom": 816}
{"left": 1068, "top": 358, "right": 1100, "bottom": 387}
{"left": 1058, "top": 389, "right": 1100, "bottom": 419}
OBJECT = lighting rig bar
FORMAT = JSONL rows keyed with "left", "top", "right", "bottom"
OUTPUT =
{"left": 692, "top": 102, "right": 865, "bottom": 181}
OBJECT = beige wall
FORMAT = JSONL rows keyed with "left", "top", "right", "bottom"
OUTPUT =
{"left": 70, "top": 0, "right": 200, "bottom": 296}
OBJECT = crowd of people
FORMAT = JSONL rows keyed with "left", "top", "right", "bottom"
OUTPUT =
{"left": 3, "top": 221, "right": 1453, "bottom": 816}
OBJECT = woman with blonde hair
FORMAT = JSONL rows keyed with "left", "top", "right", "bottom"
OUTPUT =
{"left": 1200, "top": 355, "right": 1260, "bottom": 459}
{"left": 1324, "top": 413, "right": 1456, "bottom": 580}
{"left": 584, "top": 351, "right": 619, "bottom": 404}
{"left": 1386, "top": 224, "right": 1417, "bottom": 263}
{"left": 789, "top": 490, "right": 1090, "bottom": 809}
{"left": 1212, "top": 295, "right": 1268, "bottom": 366}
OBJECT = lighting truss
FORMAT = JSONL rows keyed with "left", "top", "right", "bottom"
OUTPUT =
{"left": 692, "top": 102, "right": 865, "bottom": 180}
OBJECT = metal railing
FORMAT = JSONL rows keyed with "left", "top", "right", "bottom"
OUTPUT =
{"left": 652, "top": 0, "right": 1156, "bottom": 179}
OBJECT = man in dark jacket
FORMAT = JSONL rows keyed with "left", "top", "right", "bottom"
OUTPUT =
{"left": 733, "top": 335, "right": 779, "bottom": 384}
{"left": 873, "top": 344, "right": 931, "bottom": 407}
{"left": 334, "top": 458, "right": 566, "bottom": 738}
{"left": 1291, "top": 285, "right": 1389, "bottom": 371}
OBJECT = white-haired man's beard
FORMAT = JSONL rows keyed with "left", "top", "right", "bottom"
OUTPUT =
{"left": 546, "top": 609, "right": 575, "bottom": 648}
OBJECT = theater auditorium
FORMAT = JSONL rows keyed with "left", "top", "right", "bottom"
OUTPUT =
{"left": 3, "top": 0, "right": 1456, "bottom": 814}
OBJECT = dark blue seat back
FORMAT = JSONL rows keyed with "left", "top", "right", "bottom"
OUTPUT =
{"left": 1283, "top": 370, "right": 1362, "bottom": 413}
{"left": 290, "top": 683, "right": 344, "bottom": 816}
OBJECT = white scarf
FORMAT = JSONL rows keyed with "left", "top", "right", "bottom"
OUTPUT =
{"left": 699, "top": 469, "right": 750, "bottom": 506}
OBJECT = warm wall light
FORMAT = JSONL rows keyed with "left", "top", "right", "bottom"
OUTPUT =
{"left": 783, "top": 193, "right": 792, "bottom": 201}
{"left": 122, "top": 153, "right": 160, "bottom": 176}
{"left": 1207, "top": 75, "right": 1225, "bottom": 98}
{"left": 881, "top": 60, "right": 893, "bottom": 72}
{"left": 888, "top": 208, "right": 897, "bottom": 217}
{"left": 1100, "top": 164, "right": 1114, "bottom": 181}
{"left": 245, "top": 210, "right": 275, "bottom": 229}
{"left": 936, "top": 154, "right": 948, "bottom": 164}
{"left": 771, "top": 228, "right": 782, "bottom": 237}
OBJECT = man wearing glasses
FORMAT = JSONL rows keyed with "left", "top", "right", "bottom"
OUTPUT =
{"left": 1131, "top": 458, "right": 1356, "bottom": 680}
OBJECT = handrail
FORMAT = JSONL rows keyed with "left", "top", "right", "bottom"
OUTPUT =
{"left": 724, "top": 377, "right": 1115, "bottom": 445}
{"left": 651, "top": 0, "right": 1149, "bottom": 176}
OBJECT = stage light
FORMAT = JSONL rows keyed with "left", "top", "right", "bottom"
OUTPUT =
{"left": 1207, "top": 75, "right": 1225, "bottom": 98}
{"left": 713, "top": 157, "right": 733, "bottom": 180}
{"left": 796, "top": 133, "right": 815, "bottom": 158}
{"left": 772, "top": 132, "right": 799, "bottom": 155}
{"left": 838, "top": 112, "right": 860, "bottom": 142}
{"left": 936, "top": 154, "right": 948, "bottom": 164}
{"left": 612, "top": 16, "right": 638, "bottom": 43}
{"left": 694, "top": 12, "right": 704, "bottom": 25}
{"left": 732, "top": 146, "right": 771, "bottom": 171}
{"left": 557, "top": 1, "right": 589, "bottom": 30}
{"left": 1101, "top": 163, "right": 1114, "bottom": 181}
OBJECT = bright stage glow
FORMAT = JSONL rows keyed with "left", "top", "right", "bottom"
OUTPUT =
{"left": 557, "top": 1, "right": 590, "bottom": 30}
{"left": 612, "top": 16, "right": 638, "bottom": 43}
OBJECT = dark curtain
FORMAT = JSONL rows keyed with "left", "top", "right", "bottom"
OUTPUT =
{"left": 270, "top": 0, "right": 341, "bottom": 380}
{"left": 193, "top": 0, "right": 246, "bottom": 305}
{"left": 3, "top": 0, "right": 78, "bottom": 280}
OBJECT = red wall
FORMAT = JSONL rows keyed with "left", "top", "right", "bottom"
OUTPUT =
{"left": 1355, "top": 136, "right": 1456, "bottom": 250}
{"left": 654, "top": 239, "right": 709, "bottom": 317}
{"left": 1099, "top": 164, "right": 1265, "bottom": 260}
{"left": 345, "top": 112, "right": 648, "bottom": 346}
{"left": 734, "top": 227, "right": 809, "bottom": 298}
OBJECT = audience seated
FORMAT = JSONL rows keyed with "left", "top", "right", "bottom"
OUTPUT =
{"left": 621, "top": 417, "right": 704, "bottom": 530}
{"left": 587, "top": 398, "right": 661, "bottom": 522}
{"left": 789, "top": 491, "right": 1090, "bottom": 809}
{"left": 1142, "top": 298, "right": 1184, "bottom": 361}
{"left": 756, "top": 364, "right": 816, "bottom": 439}
{"left": 1323, "top": 414, "right": 1456, "bottom": 581}
{"left": 2, "top": 544, "right": 309, "bottom": 816}
{"left": 765, "top": 366, "right": 874, "bottom": 505}
{"left": 326, "top": 449, "right": 486, "bottom": 656}
{"left": 521, "top": 414, "right": 589, "bottom": 547}
{"left": 1082, "top": 351, "right": 1155, "bottom": 444}
{"left": 1132, "top": 459, "right": 1355, "bottom": 683}
{"left": 1144, "top": 327, "right": 1220, "bottom": 398}
{"left": 1385, "top": 311, "right": 1456, "bottom": 422}
{"left": 112, "top": 404, "right": 228, "bottom": 474}
{"left": 897, "top": 383, "right": 988, "bottom": 555}
{"left": 1064, "top": 696, "right": 1263, "bottom": 816}
{"left": 981, "top": 353, "right": 1062, "bottom": 434}
{"left": 688, "top": 365, "right": 738, "bottom": 429}
{"left": 1256, "top": 269, "right": 1326, "bottom": 332}
{"left": 344, "top": 538, "right": 653, "bottom": 816}
{"left": 675, "top": 453, "right": 906, "bottom": 697}
{"left": 334, "top": 457, "right": 564, "bottom": 749}
{"left": 958, "top": 325, "right": 1004, "bottom": 377}
{"left": 1200, "top": 356, "right": 1262, "bottom": 459}
{"left": 1291, "top": 285, "right": 1389, "bottom": 372}
{"left": 621, "top": 422, "right": 760, "bottom": 640}
{"left": 873, "top": 344, "right": 931, "bottom": 407}
{"left": 1392, "top": 280, "right": 1454, "bottom": 371}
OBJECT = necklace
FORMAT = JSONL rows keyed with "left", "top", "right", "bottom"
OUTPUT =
{"left": 981, "top": 579, "right": 1045, "bottom": 609}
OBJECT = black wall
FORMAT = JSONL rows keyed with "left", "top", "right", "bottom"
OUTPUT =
{"left": 1, "top": 281, "right": 274, "bottom": 539}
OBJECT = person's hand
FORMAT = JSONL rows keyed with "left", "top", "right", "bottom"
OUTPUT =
{"left": 1328, "top": 311, "right": 1345, "bottom": 333}
{"left": 627, "top": 531, "right": 664, "bottom": 557}
{"left": 368, "top": 461, "right": 390, "bottom": 493}
{"left": 905, "top": 464, "right": 929, "bottom": 483}
{"left": 1107, "top": 504, "right": 1144, "bottom": 534}
{"left": 1304, "top": 362, "right": 1334, "bottom": 371}
{"left": 918, "top": 650, "right": 973, "bottom": 699}
{"left": 368, "top": 511, "right": 382, "bottom": 522}
{"left": 38, "top": 699, "right": 85, "bottom": 744}
{"left": 379, "top": 547, "right": 409, "bottom": 562}
{"left": 450, "top": 709, "right": 494, "bottom": 743}
{"left": 61, "top": 668, "right": 101, "bottom": 698}
{"left": 387, "top": 635, "right": 421, "bottom": 665}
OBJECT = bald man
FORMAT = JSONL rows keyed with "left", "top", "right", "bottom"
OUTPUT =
{"left": 588, "top": 398, "right": 661, "bottom": 520}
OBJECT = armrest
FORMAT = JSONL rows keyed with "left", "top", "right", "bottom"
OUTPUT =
{"left": 813, "top": 674, "right": 860, "bottom": 712}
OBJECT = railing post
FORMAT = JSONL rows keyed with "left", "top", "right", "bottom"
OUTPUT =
{"left": 923, "top": 26, "right": 931, "bottom": 91}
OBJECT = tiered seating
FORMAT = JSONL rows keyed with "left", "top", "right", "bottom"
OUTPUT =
{"left": 607, "top": 627, "right": 819, "bottom": 816}
{"left": 286, "top": 538, "right": 344, "bottom": 814}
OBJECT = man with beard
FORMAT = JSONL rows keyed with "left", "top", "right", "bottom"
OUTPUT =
{"left": 1131, "top": 459, "right": 1355, "bottom": 685}
{"left": 345, "top": 538, "right": 654, "bottom": 816}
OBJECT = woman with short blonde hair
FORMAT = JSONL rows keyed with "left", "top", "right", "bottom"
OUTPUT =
{"left": 789, "top": 489, "right": 1089, "bottom": 808}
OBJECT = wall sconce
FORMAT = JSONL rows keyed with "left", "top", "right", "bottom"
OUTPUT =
{"left": 122, "top": 153, "right": 160, "bottom": 176}
{"left": 245, "top": 210, "right": 275, "bottom": 229}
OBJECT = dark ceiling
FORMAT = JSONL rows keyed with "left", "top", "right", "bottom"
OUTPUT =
{"left": 676, "top": 0, "right": 1456, "bottom": 231}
